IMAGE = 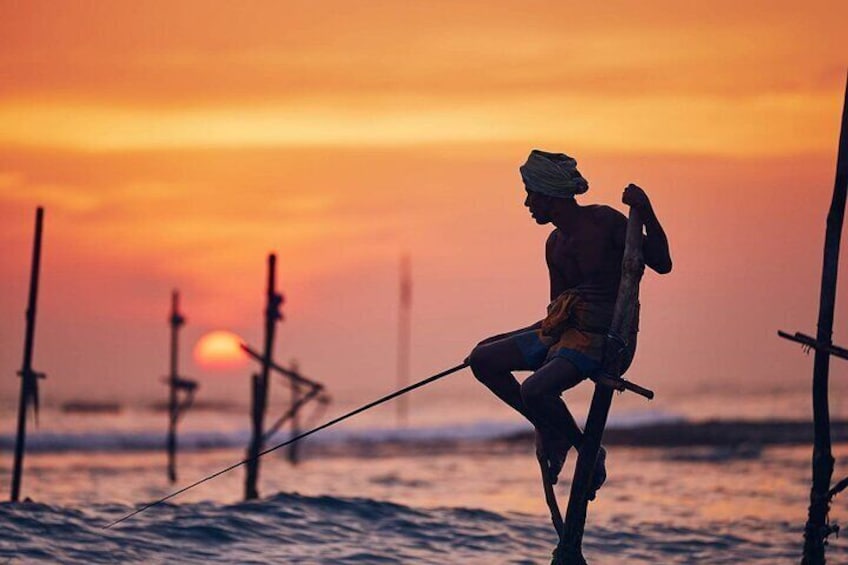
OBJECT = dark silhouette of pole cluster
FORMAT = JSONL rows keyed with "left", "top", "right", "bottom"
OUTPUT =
{"left": 164, "top": 290, "right": 198, "bottom": 483}
{"left": 10, "top": 207, "right": 46, "bottom": 503}
{"left": 778, "top": 72, "right": 848, "bottom": 565}
{"left": 104, "top": 362, "right": 467, "bottom": 529}
{"left": 243, "top": 253, "right": 330, "bottom": 500}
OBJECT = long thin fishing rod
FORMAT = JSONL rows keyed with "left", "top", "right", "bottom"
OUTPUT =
{"left": 103, "top": 361, "right": 468, "bottom": 529}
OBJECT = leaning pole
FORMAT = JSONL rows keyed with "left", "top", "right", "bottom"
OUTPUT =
{"left": 10, "top": 207, "right": 46, "bottom": 503}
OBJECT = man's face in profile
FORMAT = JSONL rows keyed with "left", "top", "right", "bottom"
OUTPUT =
{"left": 524, "top": 189, "right": 557, "bottom": 225}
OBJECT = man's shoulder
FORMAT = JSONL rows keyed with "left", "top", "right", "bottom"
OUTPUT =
{"left": 586, "top": 204, "right": 627, "bottom": 226}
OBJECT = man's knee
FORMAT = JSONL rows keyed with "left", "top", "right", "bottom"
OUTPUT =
{"left": 468, "top": 344, "right": 493, "bottom": 381}
{"left": 520, "top": 375, "right": 547, "bottom": 407}
{"left": 470, "top": 343, "right": 514, "bottom": 386}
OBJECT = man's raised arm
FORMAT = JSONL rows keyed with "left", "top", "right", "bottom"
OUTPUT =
{"left": 622, "top": 183, "right": 672, "bottom": 274}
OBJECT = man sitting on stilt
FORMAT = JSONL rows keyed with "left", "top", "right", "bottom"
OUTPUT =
{"left": 469, "top": 149, "right": 672, "bottom": 496}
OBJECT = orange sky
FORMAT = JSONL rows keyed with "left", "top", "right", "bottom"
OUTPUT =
{"left": 1, "top": 1, "right": 846, "bottom": 423}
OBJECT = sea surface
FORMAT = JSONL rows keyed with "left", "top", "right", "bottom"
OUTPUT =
{"left": 2, "top": 406, "right": 848, "bottom": 564}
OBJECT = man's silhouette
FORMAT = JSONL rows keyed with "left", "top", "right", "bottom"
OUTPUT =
{"left": 468, "top": 150, "right": 672, "bottom": 496}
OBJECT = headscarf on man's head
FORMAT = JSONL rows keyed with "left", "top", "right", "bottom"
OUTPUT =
{"left": 519, "top": 149, "right": 589, "bottom": 198}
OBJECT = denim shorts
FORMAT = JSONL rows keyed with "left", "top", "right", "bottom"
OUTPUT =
{"left": 513, "top": 330, "right": 601, "bottom": 376}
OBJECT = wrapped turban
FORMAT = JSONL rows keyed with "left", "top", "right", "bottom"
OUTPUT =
{"left": 519, "top": 149, "right": 589, "bottom": 198}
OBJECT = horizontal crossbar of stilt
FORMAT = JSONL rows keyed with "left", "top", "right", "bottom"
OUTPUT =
{"left": 828, "top": 476, "right": 848, "bottom": 501}
{"left": 240, "top": 343, "right": 324, "bottom": 390}
{"left": 591, "top": 373, "right": 654, "bottom": 400}
{"left": 262, "top": 386, "right": 327, "bottom": 443}
{"left": 777, "top": 330, "right": 848, "bottom": 361}
{"left": 159, "top": 376, "right": 198, "bottom": 390}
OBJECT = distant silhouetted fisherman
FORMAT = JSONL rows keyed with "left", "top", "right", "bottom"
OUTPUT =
{"left": 468, "top": 150, "right": 672, "bottom": 494}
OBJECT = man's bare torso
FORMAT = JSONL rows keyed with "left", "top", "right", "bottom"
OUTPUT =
{"left": 546, "top": 204, "right": 627, "bottom": 301}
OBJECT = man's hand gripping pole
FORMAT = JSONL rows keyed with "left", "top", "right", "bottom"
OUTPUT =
{"left": 590, "top": 332, "right": 654, "bottom": 400}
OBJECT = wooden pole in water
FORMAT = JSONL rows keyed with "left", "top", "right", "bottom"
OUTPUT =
{"left": 396, "top": 254, "right": 412, "bottom": 426}
{"left": 11, "top": 207, "right": 46, "bottom": 503}
{"left": 288, "top": 359, "right": 301, "bottom": 465}
{"left": 245, "top": 254, "right": 283, "bottom": 500}
{"left": 166, "top": 290, "right": 186, "bottom": 483}
{"left": 556, "top": 207, "right": 645, "bottom": 565}
{"left": 799, "top": 72, "right": 848, "bottom": 565}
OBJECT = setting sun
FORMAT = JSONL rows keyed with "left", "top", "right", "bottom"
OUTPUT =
{"left": 193, "top": 330, "right": 249, "bottom": 370}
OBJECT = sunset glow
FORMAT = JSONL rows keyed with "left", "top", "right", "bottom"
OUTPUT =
{"left": 0, "top": 0, "right": 845, "bottom": 417}
{"left": 4, "top": 6, "right": 848, "bottom": 563}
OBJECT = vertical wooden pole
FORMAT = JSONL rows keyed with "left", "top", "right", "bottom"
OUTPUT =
{"left": 11, "top": 207, "right": 45, "bottom": 503}
{"left": 396, "top": 254, "right": 412, "bottom": 426}
{"left": 557, "top": 207, "right": 645, "bottom": 564}
{"left": 245, "top": 372, "right": 263, "bottom": 500}
{"left": 166, "top": 290, "right": 185, "bottom": 483}
{"left": 245, "top": 254, "right": 282, "bottom": 500}
{"left": 802, "top": 73, "right": 848, "bottom": 565}
{"left": 288, "top": 360, "right": 301, "bottom": 465}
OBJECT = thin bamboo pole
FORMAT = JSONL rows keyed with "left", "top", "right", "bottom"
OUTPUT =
{"left": 801, "top": 72, "right": 848, "bottom": 565}
{"left": 166, "top": 290, "right": 185, "bottom": 483}
{"left": 244, "top": 254, "right": 282, "bottom": 500}
{"left": 10, "top": 207, "right": 45, "bottom": 503}
{"left": 288, "top": 360, "right": 301, "bottom": 465}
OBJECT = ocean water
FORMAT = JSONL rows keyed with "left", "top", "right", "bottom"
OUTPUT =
{"left": 2, "top": 408, "right": 848, "bottom": 564}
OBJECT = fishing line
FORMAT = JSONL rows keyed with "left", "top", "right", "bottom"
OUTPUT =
{"left": 103, "top": 361, "right": 469, "bottom": 529}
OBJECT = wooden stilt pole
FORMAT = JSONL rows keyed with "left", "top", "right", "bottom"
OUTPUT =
{"left": 288, "top": 360, "right": 301, "bottom": 465}
{"left": 244, "top": 254, "right": 283, "bottom": 500}
{"left": 800, "top": 72, "right": 848, "bottom": 565}
{"left": 555, "top": 207, "right": 645, "bottom": 564}
{"left": 779, "top": 72, "right": 848, "bottom": 565}
{"left": 166, "top": 291, "right": 185, "bottom": 483}
{"left": 10, "top": 207, "right": 46, "bottom": 503}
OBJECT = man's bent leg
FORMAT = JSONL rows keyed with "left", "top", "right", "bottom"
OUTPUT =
{"left": 520, "top": 357, "right": 585, "bottom": 447}
{"left": 520, "top": 357, "right": 587, "bottom": 484}
{"left": 468, "top": 333, "right": 540, "bottom": 423}
{"left": 520, "top": 357, "right": 609, "bottom": 493}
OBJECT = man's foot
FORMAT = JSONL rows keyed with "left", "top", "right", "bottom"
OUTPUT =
{"left": 536, "top": 430, "right": 570, "bottom": 485}
{"left": 587, "top": 446, "right": 607, "bottom": 501}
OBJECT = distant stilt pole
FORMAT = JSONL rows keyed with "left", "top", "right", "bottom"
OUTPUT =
{"left": 288, "top": 360, "right": 301, "bottom": 465}
{"left": 245, "top": 254, "right": 283, "bottom": 500}
{"left": 396, "top": 254, "right": 412, "bottom": 426}
{"left": 166, "top": 291, "right": 185, "bottom": 483}
{"left": 11, "top": 207, "right": 46, "bottom": 503}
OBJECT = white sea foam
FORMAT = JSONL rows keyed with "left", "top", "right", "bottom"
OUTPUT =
{"left": 0, "top": 410, "right": 685, "bottom": 454}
